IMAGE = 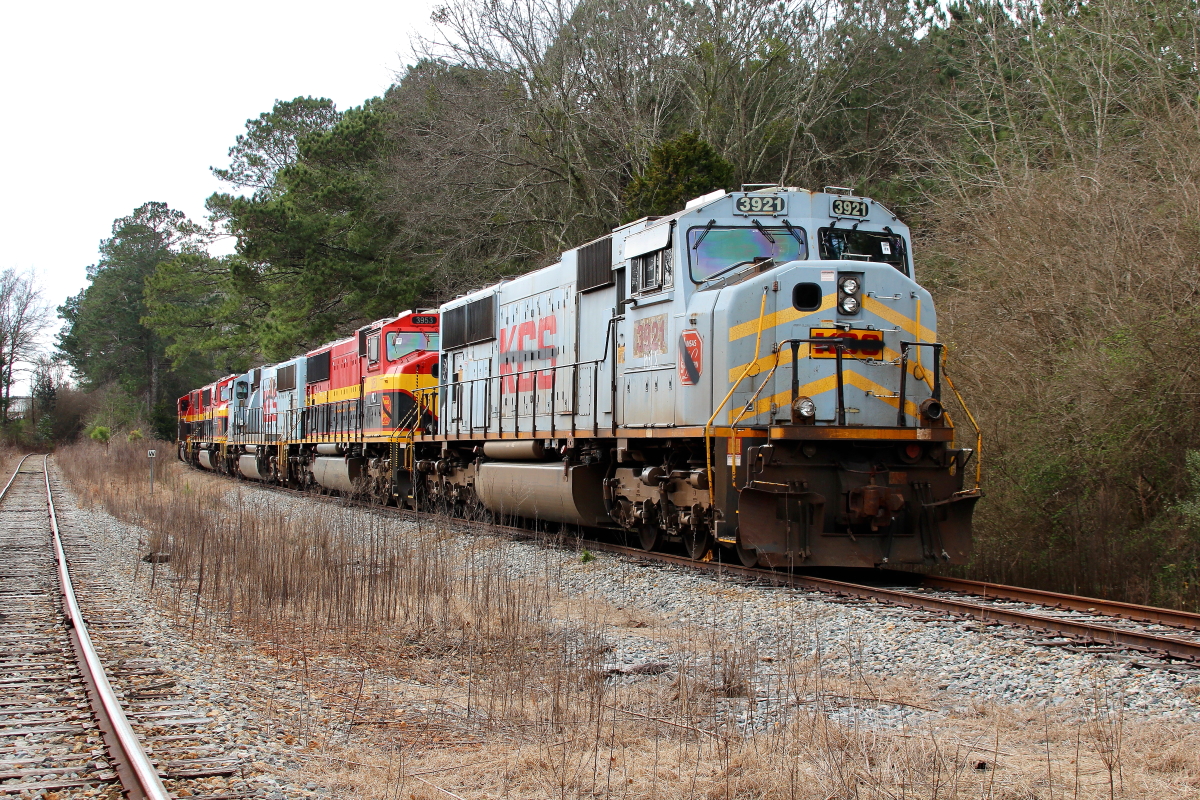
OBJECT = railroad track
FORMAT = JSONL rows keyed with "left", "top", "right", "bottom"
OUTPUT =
{"left": 219, "top": 471, "right": 1200, "bottom": 666}
{"left": 583, "top": 542, "right": 1200, "bottom": 665}
{"left": 1, "top": 456, "right": 246, "bottom": 799}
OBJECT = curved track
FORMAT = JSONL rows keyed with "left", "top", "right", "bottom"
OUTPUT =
{"left": 0, "top": 455, "right": 168, "bottom": 798}
{"left": 3, "top": 457, "right": 251, "bottom": 799}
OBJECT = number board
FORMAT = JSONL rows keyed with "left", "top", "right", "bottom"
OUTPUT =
{"left": 830, "top": 197, "right": 870, "bottom": 218}
{"left": 735, "top": 195, "right": 786, "bottom": 215}
{"left": 410, "top": 315, "right": 438, "bottom": 325}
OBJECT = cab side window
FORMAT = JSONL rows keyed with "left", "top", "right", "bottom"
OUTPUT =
{"left": 631, "top": 248, "right": 673, "bottom": 294}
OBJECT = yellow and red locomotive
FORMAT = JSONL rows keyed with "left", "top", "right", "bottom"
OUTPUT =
{"left": 178, "top": 310, "right": 439, "bottom": 498}
{"left": 179, "top": 186, "right": 980, "bottom": 568}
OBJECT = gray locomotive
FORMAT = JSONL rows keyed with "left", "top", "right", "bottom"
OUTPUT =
{"left": 414, "top": 185, "right": 980, "bottom": 567}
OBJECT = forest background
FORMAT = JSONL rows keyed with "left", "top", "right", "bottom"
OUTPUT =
{"left": 46, "top": 0, "right": 1200, "bottom": 607}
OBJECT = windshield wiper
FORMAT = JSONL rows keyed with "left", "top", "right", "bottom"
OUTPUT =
{"left": 692, "top": 219, "right": 716, "bottom": 249}
{"left": 781, "top": 218, "right": 804, "bottom": 247}
{"left": 751, "top": 218, "right": 775, "bottom": 243}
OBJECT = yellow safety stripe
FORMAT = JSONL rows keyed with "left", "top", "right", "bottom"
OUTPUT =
{"left": 861, "top": 295, "right": 936, "bottom": 343}
{"left": 327, "top": 384, "right": 361, "bottom": 402}
{"left": 728, "top": 295, "right": 836, "bottom": 342}
{"left": 728, "top": 370, "right": 921, "bottom": 422}
{"left": 308, "top": 386, "right": 362, "bottom": 405}
{"left": 727, "top": 343, "right": 934, "bottom": 390}
{"left": 364, "top": 373, "right": 422, "bottom": 393}
{"left": 727, "top": 347, "right": 809, "bottom": 383}
{"left": 727, "top": 293, "right": 934, "bottom": 346}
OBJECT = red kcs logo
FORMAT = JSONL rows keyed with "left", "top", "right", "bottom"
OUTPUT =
{"left": 678, "top": 329, "right": 703, "bottom": 385}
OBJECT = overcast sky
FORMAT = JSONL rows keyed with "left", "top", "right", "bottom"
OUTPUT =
{"left": 1, "top": 0, "right": 439, "bottom": 328}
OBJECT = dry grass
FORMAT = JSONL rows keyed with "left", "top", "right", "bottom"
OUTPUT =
{"left": 0, "top": 442, "right": 25, "bottom": 481}
{"left": 59, "top": 440, "right": 1200, "bottom": 798}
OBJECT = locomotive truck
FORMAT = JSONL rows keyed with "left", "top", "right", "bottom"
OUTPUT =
{"left": 179, "top": 186, "right": 981, "bottom": 568}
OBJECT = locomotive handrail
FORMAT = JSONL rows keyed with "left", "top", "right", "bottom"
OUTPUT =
{"left": 777, "top": 336, "right": 868, "bottom": 426}
{"left": 728, "top": 340, "right": 790, "bottom": 490}
{"left": 412, "top": 315, "right": 617, "bottom": 441}
{"left": 411, "top": 353, "right": 611, "bottom": 439}
{"left": 939, "top": 348, "right": 983, "bottom": 492}
{"left": 896, "top": 341, "right": 943, "bottom": 427}
{"left": 772, "top": 336, "right": 941, "bottom": 429}
{"left": 301, "top": 398, "right": 363, "bottom": 443}
{"left": 705, "top": 287, "right": 770, "bottom": 511}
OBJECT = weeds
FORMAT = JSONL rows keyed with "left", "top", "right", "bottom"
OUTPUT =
{"left": 58, "top": 440, "right": 1200, "bottom": 798}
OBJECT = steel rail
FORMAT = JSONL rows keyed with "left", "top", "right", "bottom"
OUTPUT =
{"left": 42, "top": 455, "right": 173, "bottom": 800}
{"left": 0, "top": 452, "right": 33, "bottom": 498}
{"left": 186, "top": 465, "right": 1200, "bottom": 663}
{"left": 577, "top": 540, "right": 1200, "bottom": 662}
{"left": 903, "top": 573, "right": 1200, "bottom": 631}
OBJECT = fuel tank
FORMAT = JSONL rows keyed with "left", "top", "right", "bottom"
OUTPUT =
{"left": 238, "top": 454, "right": 265, "bottom": 480}
{"left": 475, "top": 462, "right": 609, "bottom": 526}
{"left": 198, "top": 450, "right": 215, "bottom": 470}
{"left": 482, "top": 440, "right": 545, "bottom": 460}
{"left": 312, "top": 456, "right": 365, "bottom": 494}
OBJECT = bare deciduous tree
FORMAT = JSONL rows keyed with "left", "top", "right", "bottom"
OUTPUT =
{"left": 388, "top": 0, "right": 928, "bottom": 298}
{"left": 0, "top": 269, "right": 51, "bottom": 424}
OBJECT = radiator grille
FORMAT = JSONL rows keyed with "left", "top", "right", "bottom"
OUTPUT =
{"left": 577, "top": 236, "right": 614, "bottom": 292}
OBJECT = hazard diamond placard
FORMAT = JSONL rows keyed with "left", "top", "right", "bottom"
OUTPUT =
{"left": 678, "top": 329, "right": 703, "bottom": 385}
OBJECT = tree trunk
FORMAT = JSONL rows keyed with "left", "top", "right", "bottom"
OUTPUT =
{"left": 1, "top": 351, "right": 10, "bottom": 427}
{"left": 149, "top": 343, "right": 159, "bottom": 417}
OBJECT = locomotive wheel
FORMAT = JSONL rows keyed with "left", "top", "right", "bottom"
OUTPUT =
{"left": 682, "top": 529, "right": 713, "bottom": 561}
{"left": 637, "top": 524, "right": 659, "bottom": 552}
{"left": 734, "top": 529, "right": 759, "bottom": 568}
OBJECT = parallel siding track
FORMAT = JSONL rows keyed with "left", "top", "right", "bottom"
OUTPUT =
{"left": 2, "top": 457, "right": 244, "bottom": 799}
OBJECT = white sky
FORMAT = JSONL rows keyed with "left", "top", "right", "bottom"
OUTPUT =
{"left": 1, "top": 0, "right": 440, "bottom": 331}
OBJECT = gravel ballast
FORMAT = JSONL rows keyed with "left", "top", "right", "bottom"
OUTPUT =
{"left": 49, "top": 459, "right": 1200, "bottom": 797}
{"left": 210, "top": 473, "right": 1200, "bottom": 725}
{"left": 51, "top": 465, "right": 326, "bottom": 799}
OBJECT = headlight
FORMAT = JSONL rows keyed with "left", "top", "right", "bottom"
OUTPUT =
{"left": 794, "top": 396, "right": 816, "bottom": 418}
{"left": 840, "top": 277, "right": 860, "bottom": 295}
{"left": 839, "top": 295, "right": 859, "bottom": 314}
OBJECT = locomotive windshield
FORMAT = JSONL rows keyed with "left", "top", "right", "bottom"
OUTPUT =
{"left": 387, "top": 331, "right": 439, "bottom": 361}
{"left": 687, "top": 225, "right": 807, "bottom": 283}
{"left": 818, "top": 227, "right": 908, "bottom": 275}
